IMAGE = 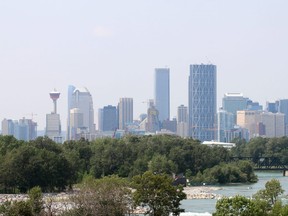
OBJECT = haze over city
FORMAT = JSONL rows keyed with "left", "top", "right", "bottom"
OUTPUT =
{"left": 1, "top": 0, "right": 288, "bottom": 130}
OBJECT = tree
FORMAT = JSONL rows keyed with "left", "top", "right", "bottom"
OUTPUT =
{"left": 253, "top": 178, "right": 284, "bottom": 206}
{"left": 28, "top": 186, "right": 43, "bottom": 216}
{"left": 214, "top": 179, "right": 285, "bottom": 216}
{"left": 66, "top": 175, "right": 132, "bottom": 216}
{"left": 148, "top": 154, "right": 177, "bottom": 175}
{"left": 132, "top": 171, "right": 186, "bottom": 216}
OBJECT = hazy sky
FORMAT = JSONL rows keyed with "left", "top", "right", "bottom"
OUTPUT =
{"left": 1, "top": 0, "right": 288, "bottom": 130}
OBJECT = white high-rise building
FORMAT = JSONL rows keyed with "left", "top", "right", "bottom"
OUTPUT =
{"left": 67, "top": 86, "right": 95, "bottom": 140}
{"left": 69, "top": 108, "right": 84, "bottom": 140}
{"left": 177, "top": 105, "right": 188, "bottom": 138}
{"left": 118, "top": 98, "right": 133, "bottom": 130}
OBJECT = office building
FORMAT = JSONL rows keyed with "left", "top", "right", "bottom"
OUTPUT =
{"left": 266, "top": 102, "right": 278, "bottom": 113}
{"left": 102, "top": 105, "right": 118, "bottom": 132}
{"left": 278, "top": 99, "right": 288, "bottom": 135}
{"left": 217, "top": 108, "right": 235, "bottom": 142}
{"left": 118, "top": 98, "right": 133, "bottom": 130}
{"left": 146, "top": 104, "right": 160, "bottom": 133}
{"left": 2, "top": 118, "right": 37, "bottom": 141}
{"left": 69, "top": 108, "right": 84, "bottom": 140}
{"left": 155, "top": 68, "right": 170, "bottom": 123}
{"left": 247, "top": 100, "right": 263, "bottom": 111}
{"left": 98, "top": 108, "right": 103, "bottom": 131}
{"left": 67, "top": 86, "right": 95, "bottom": 140}
{"left": 189, "top": 64, "right": 217, "bottom": 141}
{"left": 260, "top": 112, "right": 285, "bottom": 138}
{"left": 177, "top": 105, "right": 188, "bottom": 138}
{"left": 45, "top": 90, "right": 62, "bottom": 143}
{"left": 162, "top": 118, "right": 177, "bottom": 133}
{"left": 1, "top": 119, "right": 14, "bottom": 135}
{"left": 222, "top": 93, "right": 248, "bottom": 116}
{"left": 237, "top": 110, "right": 284, "bottom": 139}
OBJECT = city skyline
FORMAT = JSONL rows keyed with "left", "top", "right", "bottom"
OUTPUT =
{"left": 1, "top": 1, "right": 288, "bottom": 130}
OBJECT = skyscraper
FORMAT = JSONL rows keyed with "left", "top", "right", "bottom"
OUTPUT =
{"left": 222, "top": 93, "right": 248, "bottom": 116}
{"left": 278, "top": 99, "right": 288, "bottom": 135}
{"left": 98, "top": 108, "right": 103, "bottom": 131}
{"left": 189, "top": 64, "right": 217, "bottom": 141}
{"left": 154, "top": 68, "right": 170, "bottom": 123}
{"left": 67, "top": 86, "right": 95, "bottom": 140}
{"left": 1, "top": 119, "right": 14, "bottom": 135}
{"left": 118, "top": 98, "right": 133, "bottom": 130}
{"left": 177, "top": 105, "right": 188, "bottom": 138}
{"left": 102, "top": 105, "right": 118, "bottom": 132}
{"left": 146, "top": 102, "right": 160, "bottom": 133}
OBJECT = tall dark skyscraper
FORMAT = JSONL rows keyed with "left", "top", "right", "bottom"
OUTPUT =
{"left": 154, "top": 68, "right": 170, "bottom": 123}
{"left": 102, "top": 105, "right": 117, "bottom": 132}
{"left": 189, "top": 64, "right": 217, "bottom": 141}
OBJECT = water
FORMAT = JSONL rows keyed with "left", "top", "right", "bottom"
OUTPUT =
{"left": 181, "top": 171, "right": 288, "bottom": 215}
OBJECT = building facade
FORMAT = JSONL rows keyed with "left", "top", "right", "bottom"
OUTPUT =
{"left": 67, "top": 86, "right": 95, "bottom": 140}
{"left": 102, "top": 105, "right": 118, "bottom": 132}
{"left": 155, "top": 68, "right": 170, "bottom": 123}
{"left": 188, "top": 64, "right": 217, "bottom": 141}
{"left": 118, "top": 98, "right": 133, "bottom": 130}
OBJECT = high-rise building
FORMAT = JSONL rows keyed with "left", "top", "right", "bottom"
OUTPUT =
{"left": 266, "top": 102, "right": 278, "bottom": 113}
{"left": 222, "top": 93, "right": 248, "bottom": 116}
{"left": 247, "top": 100, "right": 263, "bottom": 111}
{"left": 189, "top": 64, "right": 217, "bottom": 141}
{"left": 177, "top": 105, "right": 188, "bottom": 138}
{"left": 16, "top": 118, "right": 37, "bottom": 141}
{"left": 155, "top": 68, "right": 170, "bottom": 123}
{"left": 278, "top": 99, "right": 288, "bottom": 135}
{"left": 1, "top": 119, "right": 14, "bottom": 135}
{"left": 69, "top": 108, "right": 84, "bottom": 140}
{"left": 118, "top": 98, "right": 133, "bottom": 130}
{"left": 237, "top": 110, "right": 284, "bottom": 139}
{"left": 67, "top": 86, "right": 95, "bottom": 140}
{"left": 98, "top": 108, "right": 103, "bottom": 131}
{"left": 237, "top": 110, "right": 261, "bottom": 138}
{"left": 1, "top": 118, "right": 37, "bottom": 141}
{"left": 46, "top": 90, "right": 62, "bottom": 143}
{"left": 260, "top": 112, "right": 285, "bottom": 138}
{"left": 146, "top": 104, "right": 160, "bottom": 133}
{"left": 162, "top": 118, "right": 177, "bottom": 133}
{"left": 102, "top": 105, "right": 118, "bottom": 132}
{"left": 219, "top": 93, "right": 248, "bottom": 142}
{"left": 217, "top": 108, "right": 234, "bottom": 142}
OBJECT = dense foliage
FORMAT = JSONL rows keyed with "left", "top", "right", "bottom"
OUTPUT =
{"left": 63, "top": 175, "right": 132, "bottom": 216}
{"left": 132, "top": 171, "right": 186, "bottom": 216}
{"left": 0, "top": 134, "right": 265, "bottom": 192}
{"left": 231, "top": 136, "right": 288, "bottom": 164}
{"left": 191, "top": 160, "right": 258, "bottom": 184}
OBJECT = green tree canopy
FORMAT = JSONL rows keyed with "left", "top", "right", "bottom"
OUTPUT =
{"left": 132, "top": 171, "right": 186, "bottom": 216}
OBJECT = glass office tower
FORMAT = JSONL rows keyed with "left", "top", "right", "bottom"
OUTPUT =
{"left": 189, "top": 64, "right": 217, "bottom": 141}
{"left": 154, "top": 68, "right": 170, "bottom": 123}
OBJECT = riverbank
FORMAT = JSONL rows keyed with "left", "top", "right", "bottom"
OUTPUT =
{"left": 0, "top": 186, "right": 222, "bottom": 215}
{"left": 184, "top": 186, "right": 222, "bottom": 199}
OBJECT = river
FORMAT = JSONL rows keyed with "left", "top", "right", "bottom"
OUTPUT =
{"left": 180, "top": 171, "right": 288, "bottom": 216}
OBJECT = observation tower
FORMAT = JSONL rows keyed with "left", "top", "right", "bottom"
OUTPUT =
{"left": 50, "top": 89, "right": 60, "bottom": 114}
